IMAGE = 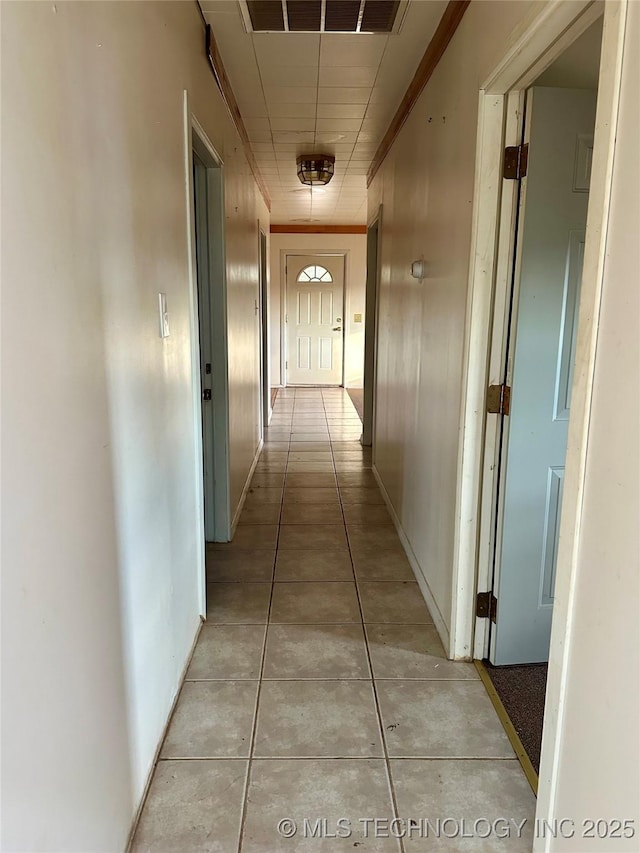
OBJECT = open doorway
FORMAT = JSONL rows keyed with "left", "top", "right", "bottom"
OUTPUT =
{"left": 476, "top": 15, "right": 604, "bottom": 782}
{"left": 191, "top": 125, "right": 231, "bottom": 544}
{"left": 258, "top": 228, "right": 270, "bottom": 431}
{"left": 362, "top": 212, "right": 381, "bottom": 447}
{"left": 283, "top": 254, "right": 346, "bottom": 386}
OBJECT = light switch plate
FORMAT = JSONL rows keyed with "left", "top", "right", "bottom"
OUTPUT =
{"left": 158, "top": 292, "right": 170, "bottom": 338}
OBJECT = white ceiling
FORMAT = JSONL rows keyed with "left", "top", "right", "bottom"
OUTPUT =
{"left": 202, "top": 0, "right": 446, "bottom": 224}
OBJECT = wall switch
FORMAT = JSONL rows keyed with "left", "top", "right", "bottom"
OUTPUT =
{"left": 354, "top": 313, "right": 363, "bottom": 323}
{"left": 158, "top": 292, "right": 170, "bottom": 338}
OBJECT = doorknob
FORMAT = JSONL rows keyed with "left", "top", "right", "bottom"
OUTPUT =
{"left": 333, "top": 326, "right": 342, "bottom": 331}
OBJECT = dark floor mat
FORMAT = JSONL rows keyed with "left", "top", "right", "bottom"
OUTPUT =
{"left": 486, "top": 663, "right": 548, "bottom": 773}
{"left": 347, "top": 388, "right": 364, "bottom": 421}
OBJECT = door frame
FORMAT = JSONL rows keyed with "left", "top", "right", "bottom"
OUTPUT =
{"left": 184, "top": 93, "right": 232, "bottom": 553}
{"left": 280, "top": 251, "right": 347, "bottom": 387}
{"left": 362, "top": 207, "right": 383, "bottom": 448}
{"left": 447, "top": 0, "right": 627, "bottom": 840}
{"left": 258, "top": 227, "right": 270, "bottom": 431}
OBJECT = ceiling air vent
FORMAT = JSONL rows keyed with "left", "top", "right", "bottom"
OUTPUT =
{"left": 360, "top": 0, "right": 399, "bottom": 33}
{"left": 246, "top": 0, "right": 284, "bottom": 31}
{"left": 325, "top": 0, "right": 360, "bottom": 31}
{"left": 288, "top": 0, "right": 322, "bottom": 30}
{"left": 242, "top": 0, "right": 405, "bottom": 33}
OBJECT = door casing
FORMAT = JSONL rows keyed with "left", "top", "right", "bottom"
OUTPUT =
{"left": 258, "top": 228, "right": 270, "bottom": 431}
{"left": 447, "top": 1, "right": 627, "bottom": 844}
{"left": 185, "top": 97, "right": 231, "bottom": 550}
{"left": 362, "top": 209, "right": 382, "bottom": 448}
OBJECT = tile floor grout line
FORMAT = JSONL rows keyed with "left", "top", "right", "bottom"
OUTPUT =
{"left": 235, "top": 388, "right": 357, "bottom": 850}
{"left": 235, "top": 387, "right": 287, "bottom": 853}
{"left": 329, "top": 401, "right": 407, "bottom": 853}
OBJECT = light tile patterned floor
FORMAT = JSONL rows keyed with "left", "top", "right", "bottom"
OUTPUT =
{"left": 132, "top": 388, "right": 535, "bottom": 852}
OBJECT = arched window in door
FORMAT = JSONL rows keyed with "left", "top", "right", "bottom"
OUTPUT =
{"left": 297, "top": 264, "right": 333, "bottom": 283}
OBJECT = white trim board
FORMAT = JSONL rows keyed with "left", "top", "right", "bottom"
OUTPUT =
{"left": 183, "top": 90, "right": 207, "bottom": 619}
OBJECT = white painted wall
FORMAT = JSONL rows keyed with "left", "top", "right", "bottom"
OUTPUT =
{"left": 367, "top": 0, "right": 537, "bottom": 642}
{"left": 269, "top": 232, "right": 367, "bottom": 388}
{"left": 538, "top": 3, "right": 640, "bottom": 846}
{"left": 0, "top": 2, "right": 267, "bottom": 850}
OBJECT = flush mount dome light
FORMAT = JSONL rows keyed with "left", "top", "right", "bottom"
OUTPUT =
{"left": 296, "top": 154, "right": 335, "bottom": 187}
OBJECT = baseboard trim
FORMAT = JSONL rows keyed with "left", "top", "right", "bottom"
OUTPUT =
{"left": 230, "top": 438, "right": 264, "bottom": 536}
{"left": 372, "top": 464, "right": 451, "bottom": 654}
{"left": 125, "top": 617, "right": 205, "bottom": 851}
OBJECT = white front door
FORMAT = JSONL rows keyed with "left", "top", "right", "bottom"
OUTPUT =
{"left": 491, "top": 87, "right": 597, "bottom": 665}
{"left": 286, "top": 255, "right": 344, "bottom": 385}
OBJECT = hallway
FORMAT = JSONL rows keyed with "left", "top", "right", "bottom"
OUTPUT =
{"left": 132, "top": 388, "right": 534, "bottom": 851}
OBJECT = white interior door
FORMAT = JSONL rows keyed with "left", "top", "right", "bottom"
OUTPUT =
{"left": 491, "top": 87, "right": 597, "bottom": 665}
{"left": 286, "top": 255, "right": 344, "bottom": 385}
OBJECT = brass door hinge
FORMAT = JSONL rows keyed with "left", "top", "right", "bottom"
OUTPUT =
{"left": 487, "top": 384, "right": 511, "bottom": 416}
{"left": 476, "top": 591, "right": 497, "bottom": 622}
{"left": 503, "top": 143, "right": 529, "bottom": 180}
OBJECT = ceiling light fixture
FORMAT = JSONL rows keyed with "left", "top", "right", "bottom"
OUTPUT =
{"left": 296, "top": 154, "right": 336, "bottom": 187}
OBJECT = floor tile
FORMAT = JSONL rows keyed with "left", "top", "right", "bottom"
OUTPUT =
{"left": 286, "top": 462, "right": 336, "bottom": 473}
{"left": 390, "top": 759, "right": 535, "bottom": 850}
{"left": 359, "top": 582, "right": 433, "bottom": 624}
{"left": 242, "top": 759, "right": 399, "bottom": 852}
{"left": 254, "top": 460, "right": 287, "bottom": 472}
{"left": 275, "top": 550, "right": 353, "bottom": 581}
{"left": 366, "top": 624, "right": 479, "bottom": 680}
{"left": 270, "top": 582, "right": 361, "bottom": 623}
{"left": 335, "top": 461, "right": 373, "bottom": 472}
{"left": 278, "top": 523, "right": 348, "bottom": 550}
{"left": 347, "top": 525, "right": 398, "bottom": 551}
{"left": 238, "top": 503, "right": 282, "bottom": 525}
{"left": 212, "top": 524, "right": 278, "bottom": 550}
{"left": 263, "top": 624, "right": 370, "bottom": 678}
{"left": 337, "top": 470, "right": 378, "bottom": 487}
{"left": 131, "top": 760, "right": 246, "bottom": 853}
{"left": 206, "top": 583, "right": 271, "bottom": 624}
{"left": 340, "top": 486, "right": 385, "bottom": 505}
{"left": 244, "top": 487, "right": 284, "bottom": 505}
{"left": 283, "top": 487, "right": 340, "bottom": 504}
{"left": 285, "top": 472, "right": 337, "bottom": 488}
{"left": 254, "top": 681, "right": 383, "bottom": 757}
{"left": 161, "top": 681, "right": 257, "bottom": 758}
{"left": 281, "top": 503, "right": 344, "bottom": 525}
{"left": 288, "top": 451, "right": 333, "bottom": 462}
{"left": 333, "top": 450, "right": 372, "bottom": 461}
{"left": 289, "top": 442, "right": 332, "bottom": 451}
{"left": 377, "top": 681, "right": 515, "bottom": 758}
{"left": 186, "top": 625, "right": 266, "bottom": 680}
{"left": 251, "top": 472, "right": 286, "bottom": 488}
{"left": 343, "top": 504, "right": 391, "bottom": 525}
{"left": 261, "top": 441, "right": 289, "bottom": 451}
{"left": 206, "top": 549, "right": 275, "bottom": 582}
{"left": 351, "top": 549, "right": 414, "bottom": 581}
{"left": 290, "top": 433, "right": 330, "bottom": 442}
